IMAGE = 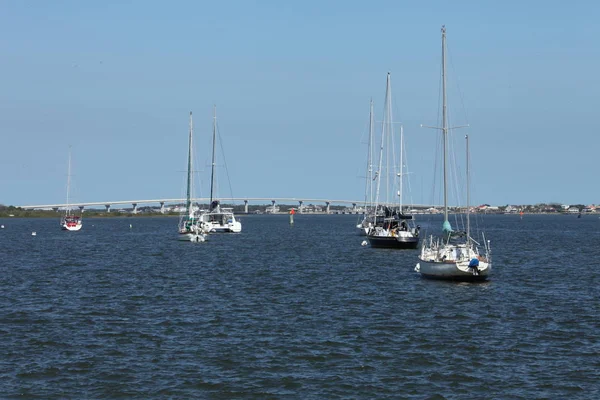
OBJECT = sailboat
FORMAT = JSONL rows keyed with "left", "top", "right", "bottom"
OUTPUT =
{"left": 356, "top": 99, "right": 377, "bottom": 235}
{"left": 366, "top": 73, "right": 420, "bottom": 249}
{"left": 199, "top": 106, "right": 242, "bottom": 233}
{"left": 178, "top": 112, "right": 208, "bottom": 242}
{"left": 60, "top": 147, "right": 82, "bottom": 231}
{"left": 415, "top": 26, "right": 492, "bottom": 280}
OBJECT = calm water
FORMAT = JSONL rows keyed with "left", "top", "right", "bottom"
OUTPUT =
{"left": 0, "top": 214, "right": 598, "bottom": 399}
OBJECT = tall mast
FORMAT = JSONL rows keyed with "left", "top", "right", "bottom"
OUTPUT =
{"left": 186, "top": 112, "right": 193, "bottom": 214}
{"left": 466, "top": 134, "right": 470, "bottom": 245}
{"left": 439, "top": 25, "right": 455, "bottom": 237}
{"left": 385, "top": 73, "right": 393, "bottom": 207}
{"left": 441, "top": 25, "right": 449, "bottom": 225}
{"left": 364, "top": 98, "right": 374, "bottom": 209}
{"left": 66, "top": 146, "right": 72, "bottom": 216}
{"left": 399, "top": 125, "right": 404, "bottom": 212}
{"left": 209, "top": 105, "right": 217, "bottom": 204}
{"left": 374, "top": 74, "right": 390, "bottom": 211}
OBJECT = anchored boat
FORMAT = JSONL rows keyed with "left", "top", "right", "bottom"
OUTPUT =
{"left": 178, "top": 112, "right": 208, "bottom": 242}
{"left": 198, "top": 106, "right": 242, "bottom": 233}
{"left": 60, "top": 146, "right": 82, "bottom": 232}
{"left": 366, "top": 73, "right": 419, "bottom": 249}
{"left": 415, "top": 26, "right": 492, "bottom": 281}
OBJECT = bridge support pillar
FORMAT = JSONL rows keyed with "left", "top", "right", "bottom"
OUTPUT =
{"left": 79, "top": 206, "right": 85, "bottom": 214}
{"left": 352, "top": 203, "right": 357, "bottom": 214}
{"left": 271, "top": 200, "right": 276, "bottom": 207}
{"left": 132, "top": 203, "right": 138, "bottom": 214}
{"left": 160, "top": 202, "right": 165, "bottom": 214}
{"left": 299, "top": 200, "right": 304, "bottom": 214}
{"left": 326, "top": 202, "right": 330, "bottom": 214}
{"left": 52, "top": 207, "right": 59, "bottom": 212}
{"left": 244, "top": 200, "right": 248, "bottom": 214}
{"left": 105, "top": 204, "right": 111, "bottom": 213}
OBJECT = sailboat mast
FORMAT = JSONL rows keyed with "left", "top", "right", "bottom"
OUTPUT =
{"left": 186, "top": 112, "right": 193, "bottom": 214}
{"left": 66, "top": 146, "right": 72, "bottom": 216}
{"left": 364, "top": 98, "right": 374, "bottom": 209}
{"left": 209, "top": 105, "right": 217, "bottom": 204}
{"left": 441, "top": 25, "right": 449, "bottom": 223}
{"left": 385, "top": 73, "right": 393, "bottom": 207}
{"left": 466, "top": 134, "right": 470, "bottom": 244}
{"left": 373, "top": 74, "right": 389, "bottom": 212}
{"left": 399, "top": 125, "right": 404, "bottom": 212}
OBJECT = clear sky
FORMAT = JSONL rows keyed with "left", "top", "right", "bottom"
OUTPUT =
{"left": 1, "top": 0, "right": 598, "bottom": 207}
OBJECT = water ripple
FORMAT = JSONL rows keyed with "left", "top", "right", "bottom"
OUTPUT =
{"left": 0, "top": 214, "right": 598, "bottom": 398}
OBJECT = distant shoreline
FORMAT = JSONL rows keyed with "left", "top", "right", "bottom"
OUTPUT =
{"left": 0, "top": 211, "right": 593, "bottom": 219}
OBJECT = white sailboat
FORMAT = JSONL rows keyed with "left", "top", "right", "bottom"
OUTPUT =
{"left": 415, "top": 26, "right": 492, "bottom": 280}
{"left": 199, "top": 106, "right": 242, "bottom": 233}
{"left": 367, "top": 72, "right": 419, "bottom": 249}
{"left": 60, "top": 147, "right": 82, "bottom": 231}
{"left": 178, "top": 112, "right": 208, "bottom": 242}
{"left": 356, "top": 99, "right": 376, "bottom": 235}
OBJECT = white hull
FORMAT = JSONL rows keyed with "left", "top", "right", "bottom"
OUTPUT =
{"left": 356, "top": 223, "right": 370, "bottom": 236}
{"left": 415, "top": 259, "right": 490, "bottom": 280}
{"left": 416, "top": 242, "right": 490, "bottom": 280}
{"left": 356, "top": 213, "right": 378, "bottom": 236}
{"left": 201, "top": 209, "right": 242, "bottom": 233}
{"left": 206, "top": 220, "right": 242, "bottom": 233}
{"left": 178, "top": 233, "right": 206, "bottom": 242}
{"left": 61, "top": 223, "right": 82, "bottom": 231}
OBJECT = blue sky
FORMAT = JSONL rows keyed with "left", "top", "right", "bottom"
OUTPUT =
{"left": 1, "top": 0, "right": 598, "bottom": 207}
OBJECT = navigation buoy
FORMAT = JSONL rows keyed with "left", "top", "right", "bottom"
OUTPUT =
{"left": 289, "top": 208, "right": 295, "bottom": 225}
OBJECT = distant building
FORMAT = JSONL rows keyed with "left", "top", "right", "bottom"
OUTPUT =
{"left": 265, "top": 205, "right": 280, "bottom": 214}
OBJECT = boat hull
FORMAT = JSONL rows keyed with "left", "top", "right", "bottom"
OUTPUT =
{"left": 178, "top": 232, "right": 206, "bottom": 242}
{"left": 415, "top": 259, "right": 490, "bottom": 281}
{"left": 356, "top": 224, "right": 370, "bottom": 236}
{"left": 367, "top": 235, "right": 419, "bottom": 249}
{"left": 205, "top": 220, "right": 242, "bottom": 233}
{"left": 61, "top": 223, "right": 82, "bottom": 231}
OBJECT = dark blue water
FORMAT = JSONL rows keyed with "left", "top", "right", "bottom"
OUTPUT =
{"left": 0, "top": 214, "right": 598, "bottom": 399}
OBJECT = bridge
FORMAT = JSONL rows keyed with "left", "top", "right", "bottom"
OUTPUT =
{"left": 18, "top": 197, "right": 439, "bottom": 214}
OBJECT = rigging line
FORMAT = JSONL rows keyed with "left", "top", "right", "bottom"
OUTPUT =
{"left": 448, "top": 37, "right": 476, "bottom": 233}
{"left": 215, "top": 122, "right": 236, "bottom": 203}
{"left": 362, "top": 99, "right": 374, "bottom": 212}
{"left": 447, "top": 41, "right": 471, "bottom": 126}
{"left": 448, "top": 124, "right": 466, "bottom": 231}
{"left": 430, "top": 48, "right": 444, "bottom": 215}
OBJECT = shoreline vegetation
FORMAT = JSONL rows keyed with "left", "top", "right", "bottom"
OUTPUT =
{"left": 0, "top": 203, "right": 593, "bottom": 218}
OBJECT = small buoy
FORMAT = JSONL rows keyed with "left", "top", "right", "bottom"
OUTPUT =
{"left": 129, "top": 224, "right": 132, "bottom": 229}
{"left": 1, "top": 225, "right": 4, "bottom": 229}
{"left": 361, "top": 240, "right": 368, "bottom": 246}
{"left": 32, "top": 232, "right": 37, "bottom": 236}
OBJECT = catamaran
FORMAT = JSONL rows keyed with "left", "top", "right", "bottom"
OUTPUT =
{"left": 199, "top": 106, "right": 242, "bottom": 233}
{"left": 415, "top": 26, "right": 492, "bottom": 280}
{"left": 60, "top": 147, "right": 82, "bottom": 231}
{"left": 178, "top": 112, "right": 208, "bottom": 242}
{"left": 366, "top": 73, "right": 419, "bottom": 249}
